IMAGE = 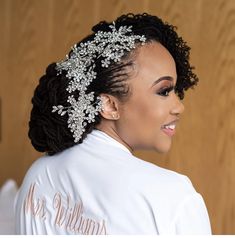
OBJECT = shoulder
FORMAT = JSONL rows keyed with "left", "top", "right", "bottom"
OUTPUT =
{"left": 125, "top": 153, "right": 197, "bottom": 199}
{"left": 122, "top": 154, "right": 205, "bottom": 222}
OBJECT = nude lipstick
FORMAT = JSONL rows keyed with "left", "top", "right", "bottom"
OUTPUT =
{"left": 161, "top": 119, "right": 178, "bottom": 137}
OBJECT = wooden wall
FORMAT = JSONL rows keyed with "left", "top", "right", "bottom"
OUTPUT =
{"left": 0, "top": 0, "right": 235, "bottom": 234}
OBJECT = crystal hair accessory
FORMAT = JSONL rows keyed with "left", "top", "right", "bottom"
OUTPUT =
{"left": 52, "top": 22, "right": 146, "bottom": 143}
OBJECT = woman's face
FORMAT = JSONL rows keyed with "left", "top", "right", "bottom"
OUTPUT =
{"left": 116, "top": 42, "right": 185, "bottom": 153}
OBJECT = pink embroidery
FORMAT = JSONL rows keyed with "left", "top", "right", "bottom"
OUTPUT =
{"left": 23, "top": 183, "right": 107, "bottom": 235}
{"left": 53, "top": 192, "right": 107, "bottom": 235}
{"left": 24, "top": 183, "right": 46, "bottom": 220}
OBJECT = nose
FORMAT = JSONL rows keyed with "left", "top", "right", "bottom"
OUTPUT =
{"left": 170, "top": 93, "right": 185, "bottom": 116}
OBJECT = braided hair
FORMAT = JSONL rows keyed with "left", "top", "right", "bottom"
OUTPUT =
{"left": 28, "top": 13, "right": 198, "bottom": 155}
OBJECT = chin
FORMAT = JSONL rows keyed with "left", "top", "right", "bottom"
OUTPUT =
{"left": 134, "top": 140, "right": 172, "bottom": 153}
{"left": 156, "top": 148, "right": 170, "bottom": 154}
{"left": 153, "top": 142, "right": 172, "bottom": 154}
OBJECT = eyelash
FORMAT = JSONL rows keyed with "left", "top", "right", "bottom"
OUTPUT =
{"left": 157, "top": 86, "right": 175, "bottom": 97}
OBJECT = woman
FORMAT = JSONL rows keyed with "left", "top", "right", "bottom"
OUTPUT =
{"left": 15, "top": 13, "right": 211, "bottom": 234}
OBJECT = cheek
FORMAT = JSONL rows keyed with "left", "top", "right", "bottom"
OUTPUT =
{"left": 140, "top": 93, "right": 164, "bottom": 114}
{"left": 127, "top": 94, "right": 165, "bottom": 127}
{"left": 151, "top": 101, "right": 168, "bottom": 122}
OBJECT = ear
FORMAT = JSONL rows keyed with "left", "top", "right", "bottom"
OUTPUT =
{"left": 100, "top": 94, "right": 120, "bottom": 120}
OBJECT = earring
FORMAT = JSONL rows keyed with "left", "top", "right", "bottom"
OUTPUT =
{"left": 112, "top": 113, "right": 118, "bottom": 119}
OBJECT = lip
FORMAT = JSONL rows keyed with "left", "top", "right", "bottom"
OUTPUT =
{"left": 161, "top": 119, "right": 179, "bottom": 137}
{"left": 161, "top": 127, "right": 176, "bottom": 137}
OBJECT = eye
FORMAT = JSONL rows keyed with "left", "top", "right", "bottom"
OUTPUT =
{"left": 157, "top": 86, "right": 175, "bottom": 97}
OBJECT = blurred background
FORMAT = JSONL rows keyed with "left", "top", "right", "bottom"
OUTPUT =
{"left": 0, "top": 0, "right": 235, "bottom": 234}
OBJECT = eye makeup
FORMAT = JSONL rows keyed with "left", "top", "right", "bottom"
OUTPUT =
{"left": 156, "top": 83, "right": 175, "bottom": 97}
{"left": 150, "top": 76, "right": 176, "bottom": 97}
{"left": 156, "top": 80, "right": 175, "bottom": 97}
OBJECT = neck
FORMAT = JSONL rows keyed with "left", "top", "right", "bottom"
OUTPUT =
{"left": 94, "top": 126, "right": 133, "bottom": 154}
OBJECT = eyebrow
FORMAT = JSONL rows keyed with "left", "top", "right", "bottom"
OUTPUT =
{"left": 150, "top": 76, "right": 174, "bottom": 88}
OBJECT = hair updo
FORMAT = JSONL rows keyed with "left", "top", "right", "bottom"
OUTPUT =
{"left": 28, "top": 13, "right": 198, "bottom": 156}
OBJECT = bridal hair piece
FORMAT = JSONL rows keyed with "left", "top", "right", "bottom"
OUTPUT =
{"left": 52, "top": 22, "right": 146, "bottom": 143}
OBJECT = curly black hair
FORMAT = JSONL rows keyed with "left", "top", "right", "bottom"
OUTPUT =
{"left": 28, "top": 13, "right": 198, "bottom": 155}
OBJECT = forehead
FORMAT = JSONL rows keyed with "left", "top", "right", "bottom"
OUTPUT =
{"left": 131, "top": 42, "right": 177, "bottom": 85}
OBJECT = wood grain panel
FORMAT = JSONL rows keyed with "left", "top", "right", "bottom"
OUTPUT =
{"left": 0, "top": 0, "right": 234, "bottom": 234}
